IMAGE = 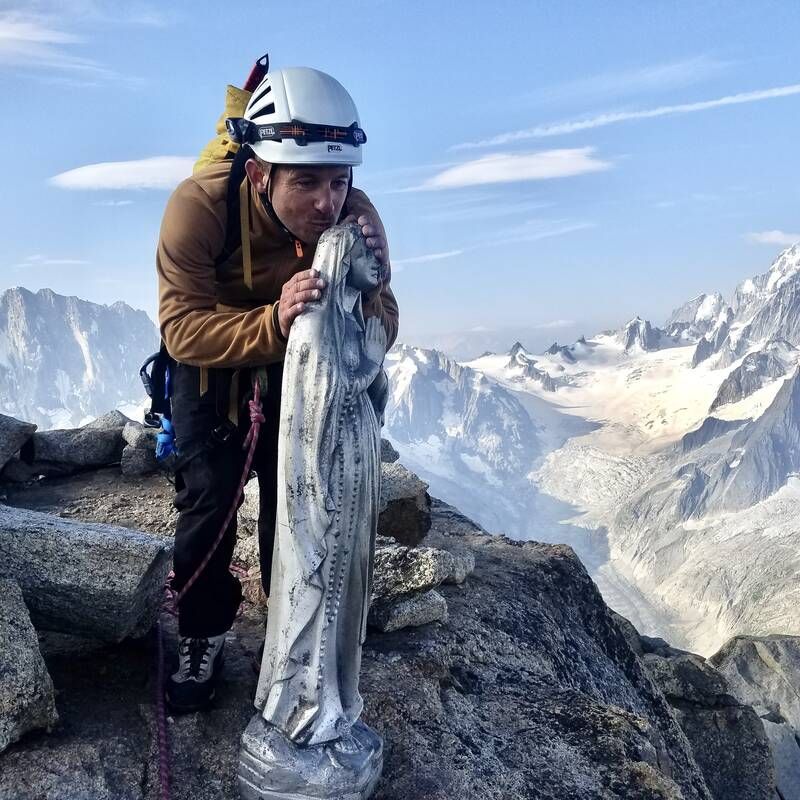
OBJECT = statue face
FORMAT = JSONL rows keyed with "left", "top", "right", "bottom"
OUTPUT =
{"left": 346, "top": 235, "right": 381, "bottom": 291}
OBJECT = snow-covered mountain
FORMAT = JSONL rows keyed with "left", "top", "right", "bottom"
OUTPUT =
{"left": 0, "top": 287, "right": 158, "bottom": 429}
{"left": 665, "top": 292, "right": 728, "bottom": 340}
{"left": 385, "top": 243, "right": 800, "bottom": 655}
{"left": 384, "top": 344, "right": 544, "bottom": 535}
{"left": 691, "top": 244, "right": 800, "bottom": 369}
{"left": 620, "top": 316, "right": 662, "bottom": 352}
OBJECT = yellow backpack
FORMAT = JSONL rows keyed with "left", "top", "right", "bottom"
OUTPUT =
{"left": 193, "top": 54, "right": 268, "bottom": 175}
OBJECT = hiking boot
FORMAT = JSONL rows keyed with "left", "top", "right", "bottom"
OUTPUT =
{"left": 165, "top": 633, "right": 226, "bottom": 713}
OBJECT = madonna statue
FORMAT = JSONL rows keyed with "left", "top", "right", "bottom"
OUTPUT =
{"left": 238, "top": 223, "right": 387, "bottom": 800}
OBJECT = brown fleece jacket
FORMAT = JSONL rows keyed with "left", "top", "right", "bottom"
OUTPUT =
{"left": 157, "top": 159, "right": 399, "bottom": 368}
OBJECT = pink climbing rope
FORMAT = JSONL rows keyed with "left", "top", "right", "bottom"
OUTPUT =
{"left": 155, "top": 376, "right": 266, "bottom": 800}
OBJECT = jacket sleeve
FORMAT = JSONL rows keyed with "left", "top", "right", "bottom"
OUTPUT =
{"left": 156, "top": 179, "right": 287, "bottom": 368}
{"left": 344, "top": 188, "right": 400, "bottom": 349}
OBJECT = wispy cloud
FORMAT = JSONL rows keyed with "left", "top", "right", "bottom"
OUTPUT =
{"left": 487, "top": 221, "right": 597, "bottom": 248}
{"left": 407, "top": 148, "right": 612, "bottom": 191}
{"left": 455, "top": 83, "right": 800, "bottom": 149}
{"left": 426, "top": 199, "right": 554, "bottom": 223}
{"left": 11, "top": 254, "right": 90, "bottom": 269}
{"left": 393, "top": 249, "right": 464, "bottom": 267}
{"left": 50, "top": 156, "right": 194, "bottom": 190}
{"left": 533, "top": 319, "right": 575, "bottom": 329}
{"left": 393, "top": 219, "right": 594, "bottom": 271}
{"left": 93, "top": 199, "right": 134, "bottom": 206}
{"left": 0, "top": 7, "right": 154, "bottom": 85}
{"left": 524, "top": 55, "right": 732, "bottom": 106}
{"left": 745, "top": 230, "right": 800, "bottom": 246}
{"left": 19, "top": 1, "right": 172, "bottom": 27}
{"left": 0, "top": 12, "right": 97, "bottom": 72}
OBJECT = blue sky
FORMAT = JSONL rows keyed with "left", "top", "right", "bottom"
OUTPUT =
{"left": 1, "top": 0, "right": 799, "bottom": 349}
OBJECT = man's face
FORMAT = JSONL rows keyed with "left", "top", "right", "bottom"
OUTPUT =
{"left": 269, "top": 165, "right": 351, "bottom": 245}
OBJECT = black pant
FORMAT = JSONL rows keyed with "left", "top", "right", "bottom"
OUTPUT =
{"left": 169, "top": 361, "right": 282, "bottom": 638}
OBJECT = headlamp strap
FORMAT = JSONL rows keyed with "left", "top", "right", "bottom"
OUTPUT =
{"left": 226, "top": 118, "right": 366, "bottom": 148}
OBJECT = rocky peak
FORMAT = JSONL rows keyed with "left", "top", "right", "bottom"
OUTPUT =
{"left": 544, "top": 341, "right": 577, "bottom": 363}
{"left": 734, "top": 243, "right": 800, "bottom": 321}
{"left": 666, "top": 292, "right": 727, "bottom": 338}
{"left": 508, "top": 341, "right": 527, "bottom": 359}
{"left": 621, "top": 316, "right": 661, "bottom": 352}
{"left": 709, "top": 339, "right": 797, "bottom": 412}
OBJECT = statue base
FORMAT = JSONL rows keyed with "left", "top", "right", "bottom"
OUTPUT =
{"left": 237, "top": 713, "right": 384, "bottom": 800}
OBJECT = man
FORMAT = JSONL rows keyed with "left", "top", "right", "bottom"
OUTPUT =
{"left": 156, "top": 66, "right": 398, "bottom": 712}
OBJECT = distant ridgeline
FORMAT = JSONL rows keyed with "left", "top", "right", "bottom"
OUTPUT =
{"left": 0, "top": 288, "right": 158, "bottom": 429}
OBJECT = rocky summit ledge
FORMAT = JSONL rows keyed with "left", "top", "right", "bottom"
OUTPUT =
{"left": 0, "top": 488, "right": 719, "bottom": 800}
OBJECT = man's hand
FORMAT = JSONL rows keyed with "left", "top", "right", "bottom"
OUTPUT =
{"left": 342, "top": 212, "right": 389, "bottom": 270}
{"left": 277, "top": 268, "right": 326, "bottom": 339}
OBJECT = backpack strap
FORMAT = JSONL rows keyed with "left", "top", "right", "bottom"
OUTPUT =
{"left": 214, "top": 147, "right": 251, "bottom": 273}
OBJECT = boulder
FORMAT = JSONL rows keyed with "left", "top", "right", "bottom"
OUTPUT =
{"left": 380, "top": 438, "right": 399, "bottom": 463}
{"left": 120, "top": 445, "right": 158, "bottom": 477}
{"left": 20, "top": 427, "right": 124, "bottom": 476}
{"left": 378, "top": 461, "right": 431, "bottom": 546}
{"left": 372, "top": 540, "right": 458, "bottom": 599}
{"left": 0, "top": 578, "right": 58, "bottom": 754}
{"left": 121, "top": 421, "right": 156, "bottom": 450}
{"left": 83, "top": 410, "right": 131, "bottom": 431}
{"left": 368, "top": 588, "right": 448, "bottom": 632}
{"left": 643, "top": 652, "right": 774, "bottom": 799}
{"left": 0, "top": 414, "right": 36, "bottom": 472}
{"left": 0, "top": 505, "right": 172, "bottom": 642}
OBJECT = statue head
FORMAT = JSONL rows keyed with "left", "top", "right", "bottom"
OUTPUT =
{"left": 344, "top": 229, "right": 382, "bottom": 292}
{"left": 314, "top": 222, "right": 381, "bottom": 299}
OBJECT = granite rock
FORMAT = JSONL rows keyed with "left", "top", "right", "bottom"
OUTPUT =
{"left": 20, "top": 427, "right": 124, "bottom": 476}
{"left": 368, "top": 588, "right": 448, "bottom": 633}
{"left": 371, "top": 540, "right": 457, "bottom": 600}
{"left": 120, "top": 445, "right": 158, "bottom": 477}
{"left": 380, "top": 438, "right": 399, "bottom": 464}
{"left": 0, "top": 505, "right": 172, "bottom": 642}
{"left": 0, "top": 578, "right": 58, "bottom": 754}
{"left": 0, "top": 414, "right": 36, "bottom": 472}
{"left": 122, "top": 421, "right": 156, "bottom": 450}
{"left": 0, "top": 501, "right": 716, "bottom": 799}
{"left": 378, "top": 462, "right": 431, "bottom": 546}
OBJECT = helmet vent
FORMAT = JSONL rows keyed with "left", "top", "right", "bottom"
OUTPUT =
{"left": 250, "top": 82, "right": 273, "bottom": 108}
{"left": 250, "top": 103, "right": 276, "bottom": 120}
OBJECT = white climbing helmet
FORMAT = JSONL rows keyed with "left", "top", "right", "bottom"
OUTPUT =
{"left": 227, "top": 67, "right": 366, "bottom": 166}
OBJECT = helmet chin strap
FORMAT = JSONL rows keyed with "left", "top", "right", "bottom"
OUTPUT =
{"left": 258, "top": 160, "right": 298, "bottom": 243}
